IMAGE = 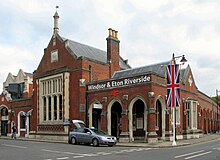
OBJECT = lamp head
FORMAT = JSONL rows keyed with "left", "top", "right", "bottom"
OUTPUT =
{"left": 180, "top": 55, "right": 187, "bottom": 63}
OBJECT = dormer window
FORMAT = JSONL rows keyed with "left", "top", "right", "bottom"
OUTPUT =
{"left": 51, "top": 50, "right": 58, "bottom": 63}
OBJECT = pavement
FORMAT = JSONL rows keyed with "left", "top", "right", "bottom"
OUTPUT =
{"left": 117, "top": 133, "right": 220, "bottom": 148}
{"left": 0, "top": 133, "right": 219, "bottom": 148}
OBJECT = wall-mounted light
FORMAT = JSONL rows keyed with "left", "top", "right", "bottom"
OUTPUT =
{"left": 148, "top": 92, "right": 155, "bottom": 98}
{"left": 102, "top": 97, "right": 107, "bottom": 102}
{"left": 123, "top": 95, "right": 128, "bottom": 100}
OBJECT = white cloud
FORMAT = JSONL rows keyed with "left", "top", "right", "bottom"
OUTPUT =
{"left": 0, "top": 0, "right": 220, "bottom": 96}
{"left": 0, "top": 44, "right": 37, "bottom": 90}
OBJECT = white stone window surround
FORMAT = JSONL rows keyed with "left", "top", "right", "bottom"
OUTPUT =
{"left": 51, "top": 49, "right": 58, "bottom": 63}
{"left": 186, "top": 100, "right": 198, "bottom": 130}
{"left": 39, "top": 73, "right": 63, "bottom": 124}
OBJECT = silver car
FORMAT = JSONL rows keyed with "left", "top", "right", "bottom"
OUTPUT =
{"left": 68, "top": 120, "right": 117, "bottom": 147}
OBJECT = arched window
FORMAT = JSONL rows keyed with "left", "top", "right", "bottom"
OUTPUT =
{"left": 1, "top": 108, "right": 8, "bottom": 116}
{"left": 21, "top": 115, "right": 26, "bottom": 129}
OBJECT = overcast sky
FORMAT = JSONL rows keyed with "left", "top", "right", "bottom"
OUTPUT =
{"left": 0, "top": 0, "right": 220, "bottom": 96}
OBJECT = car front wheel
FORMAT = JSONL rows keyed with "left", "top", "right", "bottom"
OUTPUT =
{"left": 92, "top": 138, "right": 99, "bottom": 147}
{"left": 71, "top": 137, "right": 77, "bottom": 145}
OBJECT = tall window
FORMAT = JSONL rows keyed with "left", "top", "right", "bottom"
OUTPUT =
{"left": 59, "top": 95, "right": 62, "bottom": 120}
{"left": 48, "top": 96, "right": 51, "bottom": 120}
{"left": 89, "top": 65, "right": 92, "bottom": 82}
{"left": 54, "top": 95, "right": 57, "bottom": 120}
{"left": 43, "top": 97, "right": 46, "bottom": 121}
{"left": 186, "top": 100, "right": 198, "bottom": 130}
{"left": 41, "top": 76, "right": 63, "bottom": 123}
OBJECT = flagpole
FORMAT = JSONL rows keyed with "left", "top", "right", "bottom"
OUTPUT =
{"left": 172, "top": 53, "right": 176, "bottom": 146}
{"left": 166, "top": 53, "right": 187, "bottom": 146}
{"left": 172, "top": 106, "right": 176, "bottom": 146}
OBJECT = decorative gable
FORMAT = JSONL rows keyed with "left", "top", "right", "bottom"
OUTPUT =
{"left": 181, "top": 65, "right": 197, "bottom": 92}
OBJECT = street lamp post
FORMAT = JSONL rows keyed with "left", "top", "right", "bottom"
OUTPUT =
{"left": 167, "top": 53, "right": 187, "bottom": 146}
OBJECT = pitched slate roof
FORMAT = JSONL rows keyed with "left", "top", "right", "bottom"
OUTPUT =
{"left": 113, "top": 61, "right": 170, "bottom": 79}
{"left": 62, "top": 37, "right": 131, "bottom": 70}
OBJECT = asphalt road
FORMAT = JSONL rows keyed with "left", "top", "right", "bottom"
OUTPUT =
{"left": 0, "top": 139, "right": 219, "bottom": 160}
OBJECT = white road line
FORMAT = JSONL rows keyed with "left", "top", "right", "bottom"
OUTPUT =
{"left": 57, "top": 157, "right": 69, "bottom": 160}
{"left": 42, "top": 149, "right": 83, "bottom": 156}
{"left": 2, "top": 144, "right": 27, "bottom": 149}
{"left": 185, "top": 151, "right": 212, "bottom": 160}
{"left": 174, "top": 150, "right": 205, "bottom": 158}
{"left": 73, "top": 155, "right": 84, "bottom": 159}
{"left": 83, "top": 153, "right": 98, "bottom": 157}
{"left": 43, "top": 147, "right": 153, "bottom": 159}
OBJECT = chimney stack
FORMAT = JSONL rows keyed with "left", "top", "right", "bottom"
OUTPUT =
{"left": 106, "top": 28, "right": 120, "bottom": 78}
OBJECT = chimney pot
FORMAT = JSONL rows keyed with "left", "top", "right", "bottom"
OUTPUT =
{"left": 112, "top": 30, "right": 115, "bottom": 38}
{"left": 115, "top": 31, "right": 118, "bottom": 39}
{"left": 108, "top": 28, "right": 113, "bottom": 37}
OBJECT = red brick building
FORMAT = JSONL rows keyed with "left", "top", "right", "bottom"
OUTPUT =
{"left": 0, "top": 10, "right": 219, "bottom": 143}
{"left": 0, "top": 69, "right": 33, "bottom": 137}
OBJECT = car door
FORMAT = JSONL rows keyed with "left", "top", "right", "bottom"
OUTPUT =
{"left": 75, "top": 128, "right": 85, "bottom": 143}
{"left": 71, "top": 120, "right": 86, "bottom": 143}
{"left": 82, "top": 128, "right": 93, "bottom": 143}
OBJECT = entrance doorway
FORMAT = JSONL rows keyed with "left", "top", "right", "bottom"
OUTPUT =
{"left": 92, "top": 108, "right": 102, "bottom": 130}
{"left": 1, "top": 107, "right": 9, "bottom": 136}
{"left": 111, "top": 102, "right": 122, "bottom": 138}
{"left": 133, "top": 99, "right": 145, "bottom": 139}
{"left": 156, "top": 100, "right": 162, "bottom": 137}
{"left": 1, "top": 121, "right": 8, "bottom": 136}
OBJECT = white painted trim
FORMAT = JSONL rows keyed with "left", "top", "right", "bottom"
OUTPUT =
{"left": 107, "top": 98, "right": 122, "bottom": 135}
{"left": 88, "top": 101, "right": 101, "bottom": 128}
{"left": 155, "top": 96, "right": 166, "bottom": 139}
{"left": 128, "top": 96, "right": 147, "bottom": 141}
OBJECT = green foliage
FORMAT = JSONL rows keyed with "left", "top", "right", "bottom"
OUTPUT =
{"left": 211, "top": 96, "right": 220, "bottom": 104}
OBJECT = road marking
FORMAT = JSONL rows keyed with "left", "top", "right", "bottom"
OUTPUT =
{"left": 2, "top": 144, "right": 27, "bottom": 149}
{"left": 83, "top": 153, "right": 98, "bottom": 157}
{"left": 174, "top": 150, "right": 205, "bottom": 158}
{"left": 42, "top": 149, "right": 83, "bottom": 156}
{"left": 43, "top": 147, "right": 153, "bottom": 159}
{"left": 73, "top": 155, "right": 84, "bottom": 159}
{"left": 57, "top": 157, "right": 69, "bottom": 160}
{"left": 184, "top": 151, "right": 212, "bottom": 159}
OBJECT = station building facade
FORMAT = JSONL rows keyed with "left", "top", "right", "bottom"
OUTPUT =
{"left": 0, "top": 11, "right": 219, "bottom": 143}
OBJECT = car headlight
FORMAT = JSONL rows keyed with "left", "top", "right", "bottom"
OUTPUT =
{"left": 101, "top": 136, "right": 108, "bottom": 141}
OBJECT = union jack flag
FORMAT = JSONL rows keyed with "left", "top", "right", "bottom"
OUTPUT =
{"left": 166, "top": 60, "right": 180, "bottom": 107}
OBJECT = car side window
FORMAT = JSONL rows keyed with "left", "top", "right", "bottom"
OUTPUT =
{"left": 78, "top": 128, "right": 84, "bottom": 133}
{"left": 84, "top": 129, "right": 91, "bottom": 134}
{"left": 74, "top": 128, "right": 84, "bottom": 133}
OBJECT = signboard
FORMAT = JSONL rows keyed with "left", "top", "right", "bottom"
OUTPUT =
{"left": 93, "top": 104, "right": 103, "bottom": 109}
{"left": 88, "top": 75, "right": 150, "bottom": 91}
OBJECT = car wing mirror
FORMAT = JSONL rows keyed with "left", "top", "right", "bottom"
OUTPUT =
{"left": 87, "top": 132, "right": 91, "bottom": 135}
